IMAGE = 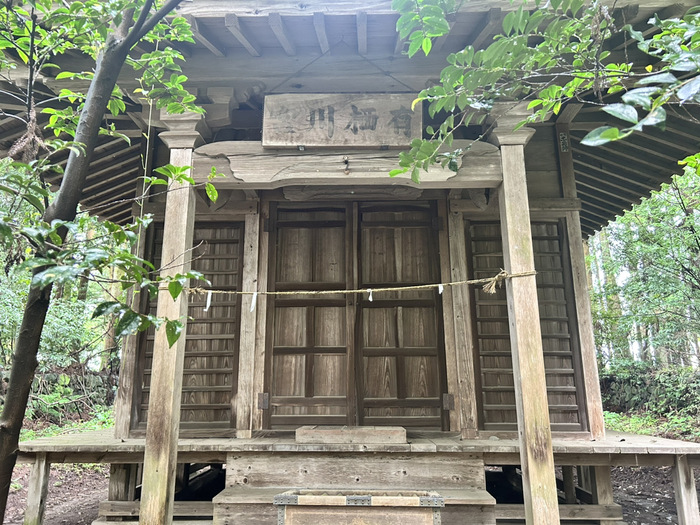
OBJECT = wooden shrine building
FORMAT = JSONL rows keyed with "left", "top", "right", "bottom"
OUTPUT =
{"left": 7, "top": 1, "right": 700, "bottom": 524}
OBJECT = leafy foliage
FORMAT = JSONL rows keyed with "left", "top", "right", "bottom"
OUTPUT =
{"left": 589, "top": 161, "right": 700, "bottom": 366}
{"left": 391, "top": 0, "right": 700, "bottom": 176}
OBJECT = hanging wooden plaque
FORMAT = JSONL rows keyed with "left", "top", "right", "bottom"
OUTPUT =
{"left": 262, "top": 93, "right": 421, "bottom": 148}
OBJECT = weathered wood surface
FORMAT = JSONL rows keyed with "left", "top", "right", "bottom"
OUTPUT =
{"left": 23, "top": 453, "right": 49, "bottom": 525}
{"left": 468, "top": 221, "right": 585, "bottom": 431}
{"left": 263, "top": 94, "right": 421, "bottom": 147}
{"left": 140, "top": 149, "right": 197, "bottom": 525}
{"left": 446, "top": 205, "right": 479, "bottom": 437}
{"left": 672, "top": 455, "right": 700, "bottom": 525}
{"left": 19, "top": 428, "right": 700, "bottom": 458}
{"left": 295, "top": 425, "right": 407, "bottom": 444}
{"left": 236, "top": 210, "right": 261, "bottom": 438}
{"left": 192, "top": 140, "right": 502, "bottom": 189}
{"left": 138, "top": 223, "right": 243, "bottom": 430}
{"left": 495, "top": 504, "right": 622, "bottom": 520}
{"left": 226, "top": 452, "right": 485, "bottom": 489}
{"left": 281, "top": 506, "right": 436, "bottom": 525}
{"left": 493, "top": 102, "right": 560, "bottom": 524}
{"left": 567, "top": 211, "right": 606, "bottom": 439}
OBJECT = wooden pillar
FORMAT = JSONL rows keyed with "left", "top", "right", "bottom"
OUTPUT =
{"left": 490, "top": 102, "right": 560, "bottom": 524}
{"left": 556, "top": 106, "right": 605, "bottom": 439}
{"left": 444, "top": 201, "right": 479, "bottom": 438}
{"left": 139, "top": 112, "right": 208, "bottom": 525}
{"left": 236, "top": 207, "right": 261, "bottom": 438}
{"left": 672, "top": 455, "right": 700, "bottom": 525}
{"left": 251, "top": 199, "right": 270, "bottom": 431}
{"left": 591, "top": 466, "right": 615, "bottom": 525}
{"left": 23, "top": 453, "right": 50, "bottom": 525}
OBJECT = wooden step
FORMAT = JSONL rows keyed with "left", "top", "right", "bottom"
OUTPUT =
{"left": 225, "top": 451, "right": 486, "bottom": 491}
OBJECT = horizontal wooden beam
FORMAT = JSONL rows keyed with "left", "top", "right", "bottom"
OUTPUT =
{"left": 192, "top": 140, "right": 502, "bottom": 189}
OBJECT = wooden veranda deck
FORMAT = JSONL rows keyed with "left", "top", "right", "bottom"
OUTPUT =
{"left": 18, "top": 429, "right": 700, "bottom": 465}
{"left": 16, "top": 430, "right": 700, "bottom": 524}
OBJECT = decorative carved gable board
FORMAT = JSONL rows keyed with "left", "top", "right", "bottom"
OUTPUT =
{"left": 262, "top": 94, "right": 421, "bottom": 148}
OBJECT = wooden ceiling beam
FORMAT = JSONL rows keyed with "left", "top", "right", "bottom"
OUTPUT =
{"left": 225, "top": 14, "right": 262, "bottom": 57}
{"left": 575, "top": 184, "right": 632, "bottom": 211}
{"left": 571, "top": 137, "right": 672, "bottom": 181}
{"left": 313, "top": 12, "right": 330, "bottom": 54}
{"left": 186, "top": 15, "right": 226, "bottom": 57}
{"left": 574, "top": 172, "right": 643, "bottom": 203}
{"left": 269, "top": 13, "right": 296, "bottom": 56}
{"left": 573, "top": 155, "right": 657, "bottom": 192}
{"left": 81, "top": 168, "right": 141, "bottom": 204}
{"left": 357, "top": 12, "right": 368, "bottom": 55}
{"left": 469, "top": 8, "right": 501, "bottom": 49}
{"left": 576, "top": 182, "right": 628, "bottom": 213}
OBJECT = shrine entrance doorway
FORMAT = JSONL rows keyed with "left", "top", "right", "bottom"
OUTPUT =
{"left": 266, "top": 201, "right": 448, "bottom": 430}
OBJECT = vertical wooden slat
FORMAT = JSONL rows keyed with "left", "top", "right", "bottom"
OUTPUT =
{"left": 236, "top": 208, "right": 261, "bottom": 438}
{"left": 447, "top": 205, "right": 479, "bottom": 438}
{"left": 23, "top": 453, "right": 49, "bottom": 525}
{"left": 252, "top": 199, "right": 270, "bottom": 431}
{"left": 114, "top": 175, "right": 150, "bottom": 439}
{"left": 498, "top": 134, "right": 559, "bottom": 523}
{"left": 566, "top": 210, "right": 605, "bottom": 439}
{"left": 140, "top": 146, "right": 197, "bottom": 525}
{"left": 346, "top": 202, "right": 358, "bottom": 425}
{"left": 673, "top": 455, "right": 700, "bottom": 525}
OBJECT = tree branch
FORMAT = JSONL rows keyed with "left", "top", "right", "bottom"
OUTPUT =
{"left": 131, "top": 0, "right": 183, "bottom": 44}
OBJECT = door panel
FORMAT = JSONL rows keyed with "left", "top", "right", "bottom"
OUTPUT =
{"left": 269, "top": 202, "right": 446, "bottom": 429}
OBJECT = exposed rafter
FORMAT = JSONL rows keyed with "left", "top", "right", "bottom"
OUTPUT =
{"left": 225, "top": 14, "right": 262, "bottom": 57}
{"left": 313, "top": 12, "right": 330, "bottom": 54}
{"left": 469, "top": 8, "right": 501, "bottom": 49}
{"left": 186, "top": 15, "right": 226, "bottom": 57}
{"left": 268, "top": 13, "right": 296, "bottom": 56}
{"left": 357, "top": 12, "right": 368, "bottom": 55}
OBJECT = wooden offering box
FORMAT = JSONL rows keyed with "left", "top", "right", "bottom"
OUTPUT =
{"left": 274, "top": 490, "right": 444, "bottom": 525}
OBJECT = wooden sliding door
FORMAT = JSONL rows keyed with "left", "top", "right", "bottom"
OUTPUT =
{"left": 267, "top": 201, "right": 446, "bottom": 429}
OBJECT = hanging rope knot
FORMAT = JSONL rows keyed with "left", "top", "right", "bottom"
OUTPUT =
{"left": 482, "top": 269, "right": 509, "bottom": 294}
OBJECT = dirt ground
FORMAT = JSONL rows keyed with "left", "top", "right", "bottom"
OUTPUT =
{"left": 4, "top": 463, "right": 700, "bottom": 524}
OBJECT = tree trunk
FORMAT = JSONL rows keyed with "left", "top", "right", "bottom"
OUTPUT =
{"left": 0, "top": 284, "right": 51, "bottom": 516}
{"left": 0, "top": 18, "right": 133, "bottom": 521}
{"left": 0, "top": 1, "right": 183, "bottom": 518}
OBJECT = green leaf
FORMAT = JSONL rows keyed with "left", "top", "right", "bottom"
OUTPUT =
{"left": 580, "top": 126, "right": 621, "bottom": 147}
{"left": 636, "top": 72, "right": 677, "bottom": 85}
{"left": 602, "top": 103, "right": 639, "bottom": 124}
{"left": 165, "top": 319, "right": 183, "bottom": 347}
{"left": 92, "top": 301, "right": 122, "bottom": 319}
{"left": 115, "top": 310, "right": 142, "bottom": 337}
{"left": 422, "top": 37, "right": 432, "bottom": 56}
{"left": 168, "top": 279, "right": 184, "bottom": 300}
{"left": 205, "top": 182, "right": 218, "bottom": 203}
{"left": 677, "top": 76, "right": 700, "bottom": 103}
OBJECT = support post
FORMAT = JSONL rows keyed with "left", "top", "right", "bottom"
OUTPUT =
{"left": 139, "top": 112, "right": 208, "bottom": 525}
{"left": 591, "top": 466, "right": 615, "bottom": 525}
{"left": 23, "top": 453, "right": 50, "bottom": 525}
{"left": 236, "top": 208, "right": 261, "bottom": 438}
{"left": 445, "top": 201, "right": 479, "bottom": 438}
{"left": 672, "top": 455, "right": 700, "bottom": 525}
{"left": 490, "top": 102, "right": 560, "bottom": 525}
{"left": 556, "top": 108, "right": 605, "bottom": 439}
